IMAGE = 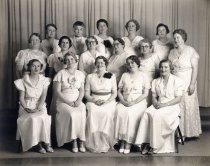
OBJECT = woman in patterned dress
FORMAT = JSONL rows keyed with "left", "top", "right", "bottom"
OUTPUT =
{"left": 168, "top": 29, "right": 202, "bottom": 139}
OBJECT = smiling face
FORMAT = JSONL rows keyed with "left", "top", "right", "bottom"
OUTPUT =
{"left": 173, "top": 33, "right": 185, "bottom": 47}
{"left": 126, "top": 21, "right": 137, "bottom": 33}
{"left": 30, "top": 35, "right": 41, "bottom": 49}
{"left": 60, "top": 38, "right": 70, "bottom": 51}
{"left": 95, "top": 58, "right": 106, "bottom": 71}
{"left": 46, "top": 26, "right": 56, "bottom": 38}
{"left": 157, "top": 26, "right": 167, "bottom": 39}
{"left": 98, "top": 22, "right": 108, "bottom": 34}
{"left": 30, "top": 61, "right": 42, "bottom": 74}
{"left": 74, "top": 25, "right": 84, "bottom": 37}
{"left": 159, "top": 62, "right": 171, "bottom": 77}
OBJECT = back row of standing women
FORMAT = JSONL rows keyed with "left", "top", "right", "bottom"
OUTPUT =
{"left": 14, "top": 19, "right": 202, "bottom": 154}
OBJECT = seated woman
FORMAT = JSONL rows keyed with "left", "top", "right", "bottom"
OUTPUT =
{"left": 94, "top": 19, "right": 114, "bottom": 59}
{"left": 122, "top": 19, "right": 144, "bottom": 56}
{"left": 53, "top": 53, "right": 86, "bottom": 153}
{"left": 85, "top": 56, "right": 117, "bottom": 153}
{"left": 135, "top": 59, "right": 185, "bottom": 154}
{"left": 14, "top": 59, "right": 53, "bottom": 154}
{"left": 107, "top": 38, "right": 128, "bottom": 84}
{"left": 114, "top": 56, "right": 150, "bottom": 154}
{"left": 15, "top": 33, "right": 47, "bottom": 78}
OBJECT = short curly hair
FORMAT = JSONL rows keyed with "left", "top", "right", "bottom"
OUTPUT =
{"left": 45, "top": 23, "right": 57, "bottom": 31}
{"left": 125, "top": 19, "right": 140, "bottom": 31}
{"left": 28, "top": 33, "right": 42, "bottom": 43}
{"left": 96, "top": 19, "right": 109, "bottom": 29}
{"left": 27, "top": 59, "right": 43, "bottom": 72}
{"left": 126, "top": 55, "right": 140, "bottom": 68}
{"left": 173, "top": 29, "right": 187, "bottom": 42}
{"left": 156, "top": 23, "right": 170, "bottom": 35}
{"left": 58, "top": 36, "right": 72, "bottom": 48}
{"left": 95, "top": 56, "right": 108, "bottom": 67}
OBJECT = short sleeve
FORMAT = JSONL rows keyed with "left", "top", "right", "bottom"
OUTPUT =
{"left": 15, "top": 50, "right": 25, "bottom": 66}
{"left": 53, "top": 70, "right": 64, "bottom": 83}
{"left": 43, "top": 77, "right": 51, "bottom": 88}
{"left": 174, "top": 77, "right": 185, "bottom": 97}
{"left": 47, "top": 54, "right": 55, "bottom": 67}
{"left": 151, "top": 79, "right": 157, "bottom": 94}
{"left": 85, "top": 74, "right": 91, "bottom": 91}
{"left": 143, "top": 74, "right": 151, "bottom": 90}
{"left": 14, "top": 79, "right": 25, "bottom": 91}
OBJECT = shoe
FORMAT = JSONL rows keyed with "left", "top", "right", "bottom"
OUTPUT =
{"left": 45, "top": 145, "right": 54, "bottom": 153}
{"left": 79, "top": 142, "right": 86, "bottom": 153}
{"left": 119, "top": 142, "right": 125, "bottom": 153}
{"left": 123, "top": 149, "right": 130, "bottom": 154}
{"left": 124, "top": 142, "right": 131, "bottom": 154}
{"left": 38, "top": 147, "right": 46, "bottom": 154}
{"left": 141, "top": 144, "right": 150, "bottom": 155}
{"left": 72, "top": 140, "right": 78, "bottom": 153}
{"left": 119, "top": 148, "right": 124, "bottom": 153}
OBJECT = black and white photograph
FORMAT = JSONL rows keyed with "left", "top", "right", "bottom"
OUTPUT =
{"left": 0, "top": 0, "right": 210, "bottom": 165}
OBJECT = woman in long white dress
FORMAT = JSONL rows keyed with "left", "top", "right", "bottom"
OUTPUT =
{"left": 107, "top": 38, "right": 128, "bottom": 83}
{"left": 135, "top": 59, "right": 185, "bottom": 154}
{"left": 85, "top": 56, "right": 117, "bottom": 153}
{"left": 15, "top": 33, "right": 47, "bottom": 78}
{"left": 79, "top": 36, "right": 103, "bottom": 75}
{"left": 122, "top": 19, "right": 144, "bottom": 56}
{"left": 41, "top": 24, "right": 61, "bottom": 56}
{"left": 152, "top": 23, "right": 174, "bottom": 64}
{"left": 94, "top": 19, "right": 114, "bottom": 59}
{"left": 53, "top": 53, "right": 86, "bottom": 153}
{"left": 115, "top": 56, "right": 150, "bottom": 154}
{"left": 168, "top": 29, "right": 202, "bottom": 139}
{"left": 14, "top": 59, "right": 53, "bottom": 153}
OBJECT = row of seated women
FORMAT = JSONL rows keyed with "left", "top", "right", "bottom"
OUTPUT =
{"left": 14, "top": 55, "right": 184, "bottom": 155}
{"left": 14, "top": 19, "right": 202, "bottom": 154}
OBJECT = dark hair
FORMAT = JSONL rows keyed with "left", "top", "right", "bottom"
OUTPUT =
{"left": 45, "top": 23, "right": 57, "bottom": 31}
{"left": 125, "top": 19, "right": 140, "bottom": 31}
{"left": 73, "top": 21, "right": 86, "bottom": 28}
{"left": 28, "top": 33, "right": 42, "bottom": 43}
{"left": 126, "top": 55, "right": 140, "bottom": 68}
{"left": 85, "top": 36, "right": 98, "bottom": 46}
{"left": 58, "top": 36, "right": 72, "bottom": 48}
{"left": 173, "top": 29, "right": 187, "bottom": 42}
{"left": 114, "top": 38, "right": 125, "bottom": 46}
{"left": 139, "top": 38, "right": 153, "bottom": 49}
{"left": 95, "top": 56, "right": 108, "bottom": 67}
{"left": 159, "top": 59, "right": 173, "bottom": 71}
{"left": 156, "top": 23, "right": 170, "bottom": 35}
{"left": 96, "top": 19, "right": 109, "bottom": 29}
{"left": 63, "top": 52, "right": 78, "bottom": 64}
{"left": 27, "top": 59, "right": 43, "bottom": 72}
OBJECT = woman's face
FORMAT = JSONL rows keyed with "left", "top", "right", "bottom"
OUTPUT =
{"left": 127, "top": 21, "right": 137, "bottom": 33}
{"left": 65, "top": 55, "right": 77, "bottom": 68}
{"left": 47, "top": 26, "right": 56, "bottom": 38}
{"left": 30, "top": 61, "right": 42, "bottom": 74}
{"left": 113, "top": 40, "right": 124, "bottom": 53}
{"left": 87, "top": 38, "right": 97, "bottom": 50}
{"left": 173, "top": 33, "right": 185, "bottom": 47}
{"left": 74, "top": 26, "right": 84, "bottom": 37}
{"left": 95, "top": 58, "right": 106, "bottom": 71}
{"left": 98, "top": 22, "right": 108, "bottom": 34}
{"left": 126, "top": 59, "right": 138, "bottom": 72}
{"left": 30, "top": 35, "right": 41, "bottom": 49}
{"left": 158, "top": 26, "right": 167, "bottom": 38}
{"left": 140, "top": 42, "right": 152, "bottom": 55}
{"left": 160, "top": 62, "right": 171, "bottom": 77}
{"left": 60, "top": 39, "right": 70, "bottom": 51}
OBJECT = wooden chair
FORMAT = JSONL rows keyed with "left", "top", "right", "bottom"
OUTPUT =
{"left": 175, "top": 126, "right": 184, "bottom": 153}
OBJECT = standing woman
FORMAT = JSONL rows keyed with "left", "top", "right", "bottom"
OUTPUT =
{"left": 79, "top": 36, "right": 102, "bottom": 75}
{"left": 15, "top": 33, "right": 47, "bottom": 78}
{"left": 85, "top": 56, "right": 117, "bottom": 153}
{"left": 122, "top": 19, "right": 144, "bottom": 56}
{"left": 53, "top": 53, "right": 86, "bottom": 153}
{"left": 115, "top": 56, "right": 150, "bottom": 154}
{"left": 135, "top": 59, "right": 185, "bottom": 154}
{"left": 14, "top": 59, "right": 53, "bottom": 153}
{"left": 107, "top": 38, "right": 128, "bottom": 83}
{"left": 168, "top": 29, "right": 202, "bottom": 139}
{"left": 94, "top": 19, "right": 114, "bottom": 59}
{"left": 41, "top": 24, "right": 61, "bottom": 56}
{"left": 152, "top": 23, "right": 174, "bottom": 64}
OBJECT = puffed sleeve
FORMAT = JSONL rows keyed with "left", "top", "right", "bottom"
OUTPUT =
{"left": 15, "top": 50, "right": 26, "bottom": 66}
{"left": 118, "top": 73, "right": 125, "bottom": 89}
{"left": 53, "top": 70, "right": 63, "bottom": 83}
{"left": 47, "top": 54, "right": 55, "bottom": 68}
{"left": 43, "top": 77, "right": 51, "bottom": 88}
{"left": 14, "top": 79, "right": 25, "bottom": 91}
{"left": 174, "top": 76, "right": 185, "bottom": 97}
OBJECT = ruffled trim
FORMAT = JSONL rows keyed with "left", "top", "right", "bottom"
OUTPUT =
{"left": 14, "top": 79, "right": 25, "bottom": 91}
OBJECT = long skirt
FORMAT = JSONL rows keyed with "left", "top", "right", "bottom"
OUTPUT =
{"left": 86, "top": 98, "right": 116, "bottom": 153}
{"left": 114, "top": 99, "right": 147, "bottom": 144}
{"left": 135, "top": 104, "right": 180, "bottom": 153}
{"left": 17, "top": 106, "right": 51, "bottom": 152}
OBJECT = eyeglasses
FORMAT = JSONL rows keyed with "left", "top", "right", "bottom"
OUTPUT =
{"left": 87, "top": 41, "right": 96, "bottom": 44}
{"left": 140, "top": 45, "right": 150, "bottom": 49}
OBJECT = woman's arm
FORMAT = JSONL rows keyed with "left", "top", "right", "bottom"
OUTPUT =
{"left": 104, "top": 76, "right": 117, "bottom": 104}
{"left": 118, "top": 88, "right": 129, "bottom": 106}
{"left": 53, "top": 82, "right": 74, "bottom": 107}
{"left": 155, "top": 95, "right": 182, "bottom": 109}
{"left": 188, "top": 56, "right": 198, "bottom": 95}
{"left": 133, "top": 88, "right": 149, "bottom": 104}
{"left": 36, "top": 87, "right": 48, "bottom": 111}
{"left": 74, "top": 83, "right": 85, "bottom": 107}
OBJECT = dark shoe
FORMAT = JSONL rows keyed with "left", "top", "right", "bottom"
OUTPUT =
{"left": 141, "top": 144, "right": 150, "bottom": 155}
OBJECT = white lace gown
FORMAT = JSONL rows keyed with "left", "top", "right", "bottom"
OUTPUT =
{"left": 85, "top": 73, "right": 117, "bottom": 153}
{"left": 114, "top": 72, "right": 150, "bottom": 144}
{"left": 53, "top": 69, "right": 86, "bottom": 147}
{"left": 122, "top": 36, "right": 144, "bottom": 56}
{"left": 14, "top": 74, "right": 51, "bottom": 152}
{"left": 168, "top": 46, "right": 202, "bottom": 137}
{"left": 135, "top": 74, "right": 185, "bottom": 153}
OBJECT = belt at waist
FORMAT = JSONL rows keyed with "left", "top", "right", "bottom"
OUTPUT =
{"left": 91, "top": 91, "right": 111, "bottom": 95}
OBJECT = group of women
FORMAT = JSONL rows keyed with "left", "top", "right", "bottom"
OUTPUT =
{"left": 14, "top": 19, "right": 202, "bottom": 155}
